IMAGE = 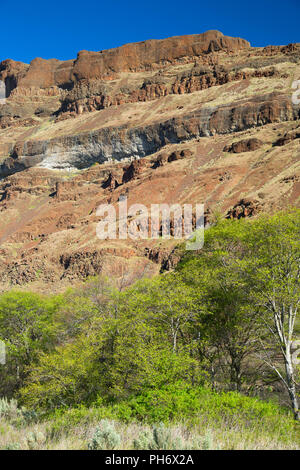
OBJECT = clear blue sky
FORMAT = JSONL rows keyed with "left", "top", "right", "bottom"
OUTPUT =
{"left": 1, "top": 0, "right": 299, "bottom": 64}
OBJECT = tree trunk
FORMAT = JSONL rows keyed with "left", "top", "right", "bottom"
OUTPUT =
{"left": 285, "top": 345, "right": 300, "bottom": 420}
{"left": 229, "top": 354, "right": 242, "bottom": 392}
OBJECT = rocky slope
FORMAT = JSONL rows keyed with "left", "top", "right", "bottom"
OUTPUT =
{"left": 0, "top": 31, "right": 299, "bottom": 291}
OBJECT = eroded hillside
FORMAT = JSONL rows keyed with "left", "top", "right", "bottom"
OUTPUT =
{"left": 0, "top": 30, "right": 299, "bottom": 291}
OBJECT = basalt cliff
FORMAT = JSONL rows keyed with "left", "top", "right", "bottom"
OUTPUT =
{"left": 0, "top": 30, "right": 299, "bottom": 291}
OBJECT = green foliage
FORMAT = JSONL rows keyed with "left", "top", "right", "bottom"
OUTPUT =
{"left": 109, "top": 383, "right": 295, "bottom": 434}
{"left": 0, "top": 290, "right": 62, "bottom": 397}
{"left": 46, "top": 406, "right": 111, "bottom": 439}
{"left": 19, "top": 277, "right": 205, "bottom": 409}
{"left": 43, "top": 382, "right": 298, "bottom": 448}
{"left": 177, "top": 209, "right": 300, "bottom": 403}
{"left": 0, "top": 209, "right": 299, "bottom": 447}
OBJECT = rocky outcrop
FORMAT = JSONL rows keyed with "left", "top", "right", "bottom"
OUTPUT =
{"left": 274, "top": 127, "right": 300, "bottom": 146}
{"left": 55, "top": 180, "right": 85, "bottom": 201}
{"left": 122, "top": 159, "right": 148, "bottom": 183}
{"left": 0, "top": 59, "right": 29, "bottom": 96}
{"left": 223, "top": 138, "right": 263, "bottom": 153}
{"left": 144, "top": 246, "right": 182, "bottom": 272}
{"left": 59, "top": 251, "right": 104, "bottom": 279}
{"left": 261, "top": 43, "right": 300, "bottom": 56}
{"left": 168, "top": 149, "right": 193, "bottom": 162}
{"left": 0, "top": 31, "right": 257, "bottom": 124}
{"left": 57, "top": 65, "right": 277, "bottom": 118}
{"left": 1, "top": 92, "right": 298, "bottom": 177}
{"left": 102, "top": 171, "right": 123, "bottom": 191}
{"left": 0, "top": 31, "right": 249, "bottom": 92}
{"left": 226, "top": 199, "right": 262, "bottom": 219}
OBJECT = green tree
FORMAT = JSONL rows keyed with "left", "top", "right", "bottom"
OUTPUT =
{"left": 180, "top": 210, "right": 300, "bottom": 418}
{"left": 178, "top": 223, "right": 263, "bottom": 392}
{"left": 242, "top": 210, "right": 300, "bottom": 419}
{"left": 0, "top": 291, "right": 60, "bottom": 397}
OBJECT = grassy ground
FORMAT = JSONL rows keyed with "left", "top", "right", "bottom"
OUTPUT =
{"left": 0, "top": 391, "right": 299, "bottom": 450}
{"left": 0, "top": 416, "right": 299, "bottom": 450}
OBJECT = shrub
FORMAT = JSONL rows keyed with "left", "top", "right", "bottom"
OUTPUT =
{"left": 133, "top": 429, "right": 154, "bottom": 450}
{"left": 26, "top": 431, "right": 46, "bottom": 450}
{"left": 88, "top": 420, "right": 121, "bottom": 450}
{"left": 111, "top": 383, "right": 295, "bottom": 440}
{"left": 1, "top": 443, "right": 20, "bottom": 450}
{"left": 0, "top": 398, "right": 21, "bottom": 422}
{"left": 202, "top": 430, "right": 213, "bottom": 450}
{"left": 47, "top": 406, "right": 110, "bottom": 438}
{"left": 0, "top": 397, "right": 37, "bottom": 427}
{"left": 133, "top": 424, "right": 184, "bottom": 450}
{"left": 151, "top": 423, "right": 183, "bottom": 450}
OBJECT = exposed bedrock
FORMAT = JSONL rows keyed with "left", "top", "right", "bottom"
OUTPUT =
{"left": 0, "top": 92, "right": 299, "bottom": 177}
{"left": 0, "top": 31, "right": 250, "bottom": 92}
{"left": 57, "top": 64, "right": 278, "bottom": 118}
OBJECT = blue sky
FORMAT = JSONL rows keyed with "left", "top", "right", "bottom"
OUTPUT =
{"left": 1, "top": 0, "right": 299, "bottom": 63}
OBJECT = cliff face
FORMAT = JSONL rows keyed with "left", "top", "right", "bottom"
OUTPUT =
{"left": 0, "top": 31, "right": 299, "bottom": 291}
{"left": 1, "top": 31, "right": 249, "bottom": 86}
{"left": 0, "top": 92, "right": 297, "bottom": 176}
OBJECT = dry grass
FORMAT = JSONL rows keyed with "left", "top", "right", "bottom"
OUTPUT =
{"left": 0, "top": 417, "right": 299, "bottom": 450}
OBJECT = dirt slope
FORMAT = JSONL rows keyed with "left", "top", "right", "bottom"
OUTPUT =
{"left": 0, "top": 31, "right": 299, "bottom": 291}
